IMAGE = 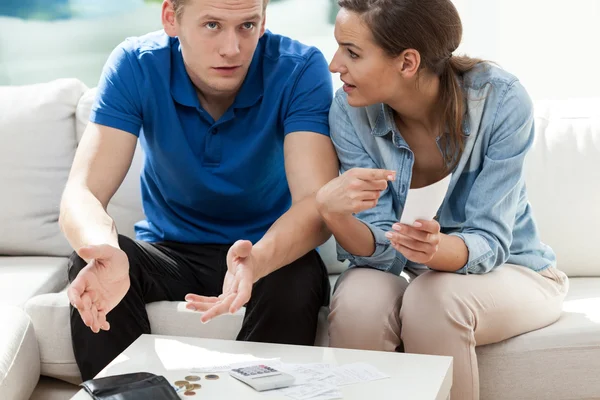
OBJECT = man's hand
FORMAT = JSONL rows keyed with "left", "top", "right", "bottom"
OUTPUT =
{"left": 67, "top": 244, "right": 130, "bottom": 333}
{"left": 386, "top": 220, "right": 441, "bottom": 264}
{"left": 316, "top": 168, "right": 395, "bottom": 217}
{"left": 185, "top": 240, "right": 257, "bottom": 323}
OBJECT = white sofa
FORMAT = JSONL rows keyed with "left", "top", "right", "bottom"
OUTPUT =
{"left": 1, "top": 78, "right": 599, "bottom": 400}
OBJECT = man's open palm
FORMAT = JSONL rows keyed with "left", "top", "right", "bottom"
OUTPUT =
{"left": 67, "top": 244, "right": 130, "bottom": 333}
{"left": 185, "top": 240, "right": 256, "bottom": 323}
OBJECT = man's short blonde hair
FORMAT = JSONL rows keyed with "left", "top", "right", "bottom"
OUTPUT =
{"left": 171, "top": 0, "right": 269, "bottom": 19}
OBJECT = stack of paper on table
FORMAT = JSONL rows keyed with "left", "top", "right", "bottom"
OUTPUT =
{"left": 266, "top": 362, "right": 390, "bottom": 400}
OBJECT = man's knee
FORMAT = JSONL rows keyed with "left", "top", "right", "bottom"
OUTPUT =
{"left": 254, "top": 250, "right": 327, "bottom": 314}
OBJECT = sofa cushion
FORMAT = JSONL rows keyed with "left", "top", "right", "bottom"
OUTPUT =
{"left": 527, "top": 98, "right": 600, "bottom": 277}
{"left": 478, "top": 277, "right": 600, "bottom": 400}
{"left": 0, "top": 78, "right": 87, "bottom": 256}
{"left": 23, "top": 293, "right": 81, "bottom": 384}
{"left": 25, "top": 291, "right": 330, "bottom": 383}
{"left": 24, "top": 293, "right": 246, "bottom": 383}
{"left": 0, "top": 305, "right": 40, "bottom": 400}
{"left": 0, "top": 257, "right": 68, "bottom": 307}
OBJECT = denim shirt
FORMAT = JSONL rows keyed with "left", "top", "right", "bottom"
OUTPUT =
{"left": 329, "top": 64, "right": 556, "bottom": 275}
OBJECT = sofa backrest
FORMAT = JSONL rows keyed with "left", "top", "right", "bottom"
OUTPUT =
{"left": 525, "top": 99, "right": 600, "bottom": 277}
{"left": 0, "top": 79, "right": 86, "bottom": 256}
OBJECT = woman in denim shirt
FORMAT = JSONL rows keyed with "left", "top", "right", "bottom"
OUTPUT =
{"left": 315, "top": 0, "right": 569, "bottom": 398}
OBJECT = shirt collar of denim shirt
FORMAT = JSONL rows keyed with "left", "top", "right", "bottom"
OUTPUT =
{"left": 371, "top": 102, "right": 471, "bottom": 139}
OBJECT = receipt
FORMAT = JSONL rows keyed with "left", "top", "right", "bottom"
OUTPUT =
{"left": 399, "top": 174, "right": 451, "bottom": 225}
{"left": 320, "top": 363, "right": 390, "bottom": 387}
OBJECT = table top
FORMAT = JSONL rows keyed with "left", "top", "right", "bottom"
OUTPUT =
{"left": 71, "top": 334, "right": 452, "bottom": 400}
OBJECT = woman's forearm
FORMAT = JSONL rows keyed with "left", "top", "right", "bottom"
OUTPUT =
{"left": 321, "top": 212, "right": 377, "bottom": 257}
{"left": 426, "top": 233, "right": 469, "bottom": 272}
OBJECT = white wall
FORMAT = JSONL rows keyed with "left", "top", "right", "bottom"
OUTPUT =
{"left": 1, "top": 0, "right": 598, "bottom": 101}
{"left": 453, "top": 0, "right": 600, "bottom": 100}
{"left": 270, "top": 0, "right": 600, "bottom": 101}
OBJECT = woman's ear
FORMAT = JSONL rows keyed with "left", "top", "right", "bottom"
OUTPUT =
{"left": 396, "top": 49, "right": 421, "bottom": 78}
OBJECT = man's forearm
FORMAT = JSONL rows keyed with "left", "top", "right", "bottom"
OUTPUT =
{"left": 252, "top": 195, "right": 331, "bottom": 279}
{"left": 59, "top": 185, "right": 120, "bottom": 254}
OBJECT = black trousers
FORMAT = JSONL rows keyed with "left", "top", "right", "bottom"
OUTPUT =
{"left": 68, "top": 235, "right": 330, "bottom": 380}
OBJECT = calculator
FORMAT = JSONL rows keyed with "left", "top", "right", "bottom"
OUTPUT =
{"left": 229, "top": 364, "right": 296, "bottom": 391}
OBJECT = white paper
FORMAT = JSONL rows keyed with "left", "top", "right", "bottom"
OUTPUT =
{"left": 305, "top": 390, "right": 343, "bottom": 400}
{"left": 277, "top": 363, "right": 336, "bottom": 385}
{"left": 320, "top": 362, "right": 390, "bottom": 387}
{"left": 271, "top": 381, "right": 339, "bottom": 400}
{"left": 267, "top": 362, "right": 389, "bottom": 400}
{"left": 399, "top": 174, "right": 452, "bottom": 225}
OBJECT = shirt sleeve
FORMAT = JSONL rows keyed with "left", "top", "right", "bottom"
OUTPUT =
{"left": 329, "top": 94, "right": 406, "bottom": 274}
{"left": 283, "top": 49, "right": 333, "bottom": 136}
{"left": 89, "top": 39, "right": 143, "bottom": 136}
{"left": 451, "top": 80, "right": 535, "bottom": 274}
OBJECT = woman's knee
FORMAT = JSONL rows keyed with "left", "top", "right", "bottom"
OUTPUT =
{"left": 328, "top": 267, "right": 407, "bottom": 351}
{"left": 401, "top": 271, "right": 470, "bottom": 330}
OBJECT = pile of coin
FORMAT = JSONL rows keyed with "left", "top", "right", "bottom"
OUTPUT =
{"left": 173, "top": 374, "right": 220, "bottom": 396}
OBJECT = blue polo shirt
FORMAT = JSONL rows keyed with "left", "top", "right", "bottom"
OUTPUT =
{"left": 90, "top": 30, "right": 333, "bottom": 244}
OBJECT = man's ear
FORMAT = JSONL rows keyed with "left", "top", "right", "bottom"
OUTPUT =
{"left": 395, "top": 49, "right": 421, "bottom": 78}
{"left": 162, "top": 0, "right": 178, "bottom": 38}
{"left": 259, "top": 13, "right": 267, "bottom": 37}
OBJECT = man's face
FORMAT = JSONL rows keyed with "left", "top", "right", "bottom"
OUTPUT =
{"left": 164, "top": 0, "right": 266, "bottom": 97}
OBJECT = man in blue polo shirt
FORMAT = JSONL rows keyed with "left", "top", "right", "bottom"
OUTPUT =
{"left": 60, "top": 0, "right": 339, "bottom": 380}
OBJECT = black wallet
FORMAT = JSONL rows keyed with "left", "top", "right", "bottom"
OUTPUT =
{"left": 80, "top": 372, "right": 180, "bottom": 400}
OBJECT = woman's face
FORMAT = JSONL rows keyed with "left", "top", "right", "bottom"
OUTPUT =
{"left": 329, "top": 8, "right": 404, "bottom": 107}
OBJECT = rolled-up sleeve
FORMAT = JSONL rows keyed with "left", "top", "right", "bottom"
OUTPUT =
{"left": 329, "top": 95, "right": 405, "bottom": 274}
{"left": 450, "top": 81, "right": 535, "bottom": 274}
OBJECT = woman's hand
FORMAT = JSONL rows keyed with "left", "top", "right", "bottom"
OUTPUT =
{"left": 386, "top": 219, "right": 441, "bottom": 264}
{"left": 316, "top": 168, "right": 395, "bottom": 217}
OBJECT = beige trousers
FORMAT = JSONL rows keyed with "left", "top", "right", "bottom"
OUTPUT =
{"left": 328, "top": 265, "right": 569, "bottom": 400}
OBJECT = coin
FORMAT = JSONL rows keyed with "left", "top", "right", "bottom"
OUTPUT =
{"left": 183, "top": 391, "right": 196, "bottom": 396}
{"left": 173, "top": 380, "right": 189, "bottom": 387}
{"left": 190, "top": 383, "right": 202, "bottom": 390}
{"left": 204, "top": 374, "right": 220, "bottom": 380}
{"left": 185, "top": 375, "right": 201, "bottom": 382}
{"left": 184, "top": 383, "right": 194, "bottom": 390}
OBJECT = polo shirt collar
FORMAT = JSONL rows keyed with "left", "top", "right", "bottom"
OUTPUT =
{"left": 231, "top": 35, "right": 264, "bottom": 109}
{"left": 170, "top": 39, "right": 200, "bottom": 108}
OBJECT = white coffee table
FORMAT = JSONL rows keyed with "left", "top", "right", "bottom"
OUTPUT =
{"left": 70, "top": 334, "right": 452, "bottom": 400}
